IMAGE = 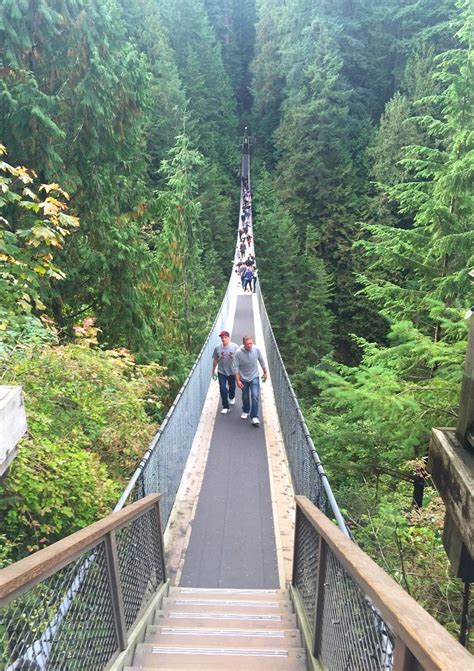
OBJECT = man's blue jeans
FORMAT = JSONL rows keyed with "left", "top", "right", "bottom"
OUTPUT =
{"left": 218, "top": 373, "right": 236, "bottom": 409}
{"left": 242, "top": 376, "right": 260, "bottom": 418}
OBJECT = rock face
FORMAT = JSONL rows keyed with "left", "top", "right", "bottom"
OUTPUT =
{"left": 0, "top": 386, "right": 27, "bottom": 477}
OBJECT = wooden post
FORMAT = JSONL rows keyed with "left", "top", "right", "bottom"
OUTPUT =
{"left": 104, "top": 531, "right": 128, "bottom": 651}
{"left": 155, "top": 500, "right": 167, "bottom": 583}
{"left": 456, "top": 314, "right": 474, "bottom": 450}
{"left": 392, "top": 637, "right": 420, "bottom": 671}
{"left": 312, "top": 535, "right": 328, "bottom": 659}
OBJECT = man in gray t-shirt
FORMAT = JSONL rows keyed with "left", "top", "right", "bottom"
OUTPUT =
{"left": 233, "top": 335, "right": 267, "bottom": 426}
{"left": 212, "top": 330, "right": 238, "bottom": 415}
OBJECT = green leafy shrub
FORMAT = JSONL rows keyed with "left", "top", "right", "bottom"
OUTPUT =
{"left": 0, "top": 339, "right": 167, "bottom": 562}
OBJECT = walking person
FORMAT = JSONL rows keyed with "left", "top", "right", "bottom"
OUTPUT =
{"left": 233, "top": 335, "right": 267, "bottom": 426}
{"left": 242, "top": 267, "right": 253, "bottom": 293}
{"left": 212, "top": 331, "right": 238, "bottom": 415}
{"left": 252, "top": 266, "right": 258, "bottom": 293}
{"left": 239, "top": 263, "right": 247, "bottom": 287}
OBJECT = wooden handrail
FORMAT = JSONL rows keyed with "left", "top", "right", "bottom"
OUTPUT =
{"left": 0, "top": 493, "right": 162, "bottom": 604}
{"left": 295, "top": 495, "right": 473, "bottom": 670}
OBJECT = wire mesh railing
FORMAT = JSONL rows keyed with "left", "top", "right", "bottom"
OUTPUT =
{"left": 320, "top": 550, "right": 392, "bottom": 671}
{"left": 291, "top": 496, "right": 471, "bottom": 669}
{"left": 0, "top": 495, "right": 164, "bottom": 671}
{"left": 256, "top": 286, "right": 349, "bottom": 534}
{"left": 293, "top": 498, "right": 394, "bottom": 671}
{"left": 114, "top": 274, "right": 237, "bottom": 522}
{"left": 2, "top": 543, "right": 119, "bottom": 671}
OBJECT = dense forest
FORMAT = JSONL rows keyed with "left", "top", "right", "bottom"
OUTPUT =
{"left": 0, "top": 0, "right": 472, "bottom": 648}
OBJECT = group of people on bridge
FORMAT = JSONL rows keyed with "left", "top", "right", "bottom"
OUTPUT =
{"left": 211, "top": 179, "right": 266, "bottom": 426}
{"left": 235, "top": 182, "right": 258, "bottom": 293}
{"left": 212, "top": 332, "right": 267, "bottom": 426}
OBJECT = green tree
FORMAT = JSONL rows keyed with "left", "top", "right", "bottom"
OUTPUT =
{"left": 311, "top": 0, "right": 474, "bottom": 513}
{"left": 0, "top": 0, "right": 164, "bottom": 352}
{"left": 204, "top": 0, "right": 257, "bottom": 116}
{"left": 158, "top": 0, "right": 238, "bottom": 172}
{"left": 254, "top": 169, "right": 333, "bottom": 371}
{"left": 250, "top": 0, "right": 286, "bottom": 160}
{"left": 117, "top": 0, "right": 186, "bottom": 180}
{"left": 154, "top": 129, "right": 216, "bottom": 376}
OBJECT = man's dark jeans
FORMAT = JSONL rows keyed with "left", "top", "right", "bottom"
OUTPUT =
{"left": 218, "top": 372, "right": 236, "bottom": 409}
{"left": 242, "top": 376, "right": 260, "bottom": 418}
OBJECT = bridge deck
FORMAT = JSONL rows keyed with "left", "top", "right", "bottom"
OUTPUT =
{"left": 179, "top": 293, "right": 279, "bottom": 588}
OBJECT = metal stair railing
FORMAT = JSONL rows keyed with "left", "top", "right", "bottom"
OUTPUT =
{"left": 292, "top": 496, "right": 474, "bottom": 671}
{"left": 0, "top": 495, "right": 165, "bottom": 671}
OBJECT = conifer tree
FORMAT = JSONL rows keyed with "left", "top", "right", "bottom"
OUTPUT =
{"left": 0, "top": 0, "right": 159, "bottom": 351}
{"left": 154, "top": 128, "right": 216, "bottom": 374}
{"left": 254, "top": 170, "right": 333, "bottom": 371}
{"left": 250, "top": 0, "right": 286, "bottom": 159}
{"left": 316, "top": 0, "right": 474, "bottom": 461}
{"left": 157, "top": 0, "right": 238, "bottom": 173}
{"left": 204, "top": 0, "right": 256, "bottom": 116}
{"left": 117, "top": 0, "right": 186, "bottom": 179}
{"left": 274, "top": 19, "right": 361, "bottom": 356}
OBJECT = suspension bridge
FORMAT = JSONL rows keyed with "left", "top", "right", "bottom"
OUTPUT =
{"left": 0, "top": 141, "right": 472, "bottom": 671}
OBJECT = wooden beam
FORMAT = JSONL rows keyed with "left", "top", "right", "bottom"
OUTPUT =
{"left": 0, "top": 493, "right": 161, "bottom": 604}
{"left": 456, "top": 313, "right": 474, "bottom": 447}
{"left": 429, "top": 428, "right": 474, "bottom": 558}
{"left": 295, "top": 496, "right": 473, "bottom": 671}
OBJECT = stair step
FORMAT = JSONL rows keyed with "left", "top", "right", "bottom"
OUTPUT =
{"left": 132, "top": 644, "right": 307, "bottom": 669}
{"left": 154, "top": 610, "right": 297, "bottom": 629}
{"left": 169, "top": 587, "right": 288, "bottom": 601}
{"left": 145, "top": 624, "right": 302, "bottom": 647}
{"left": 161, "top": 597, "right": 292, "bottom": 614}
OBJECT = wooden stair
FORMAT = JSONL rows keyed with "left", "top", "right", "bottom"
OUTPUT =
{"left": 125, "top": 587, "right": 307, "bottom": 670}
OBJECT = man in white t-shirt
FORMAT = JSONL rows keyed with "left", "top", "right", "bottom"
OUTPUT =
{"left": 212, "top": 330, "right": 238, "bottom": 415}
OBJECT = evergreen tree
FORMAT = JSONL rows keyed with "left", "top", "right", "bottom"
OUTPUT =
{"left": 274, "top": 20, "right": 361, "bottom": 357}
{"left": 157, "top": 0, "right": 238, "bottom": 172}
{"left": 154, "top": 128, "right": 217, "bottom": 375}
{"left": 315, "top": 0, "right": 474, "bottom": 462}
{"left": 0, "top": 0, "right": 159, "bottom": 351}
{"left": 297, "top": 227, "right": 334, "bottom": 365}
{"left": 254, "top": 169, "right": 333, "bottom": 371}
{"left": 204, "top": 0, "right": 257, "bottom": 117}
{"left": 117, "top": 0, "right": 186, "bottom": 180}
{"left": 250, "top": 0, "right": 286, "bottom": 160}
{"left": 253, "top": 168, "right": 301, "bottom": 364}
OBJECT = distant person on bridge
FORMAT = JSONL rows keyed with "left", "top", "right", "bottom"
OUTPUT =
{"left": 242, "top": 267, "right": 254, "bottom": 293}
{"left": 212, "top": 331, "right": 238, "bottom": 415}
{"left": 252, "top": 267, "right": 258, "bottom": 293}
{"left": 233, "top": 336, "right": 267, "bottom": 426}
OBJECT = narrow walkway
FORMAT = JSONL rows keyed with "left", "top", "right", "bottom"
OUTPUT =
{"left": 179, "top": 294, "right": 279, "bottom": 588}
